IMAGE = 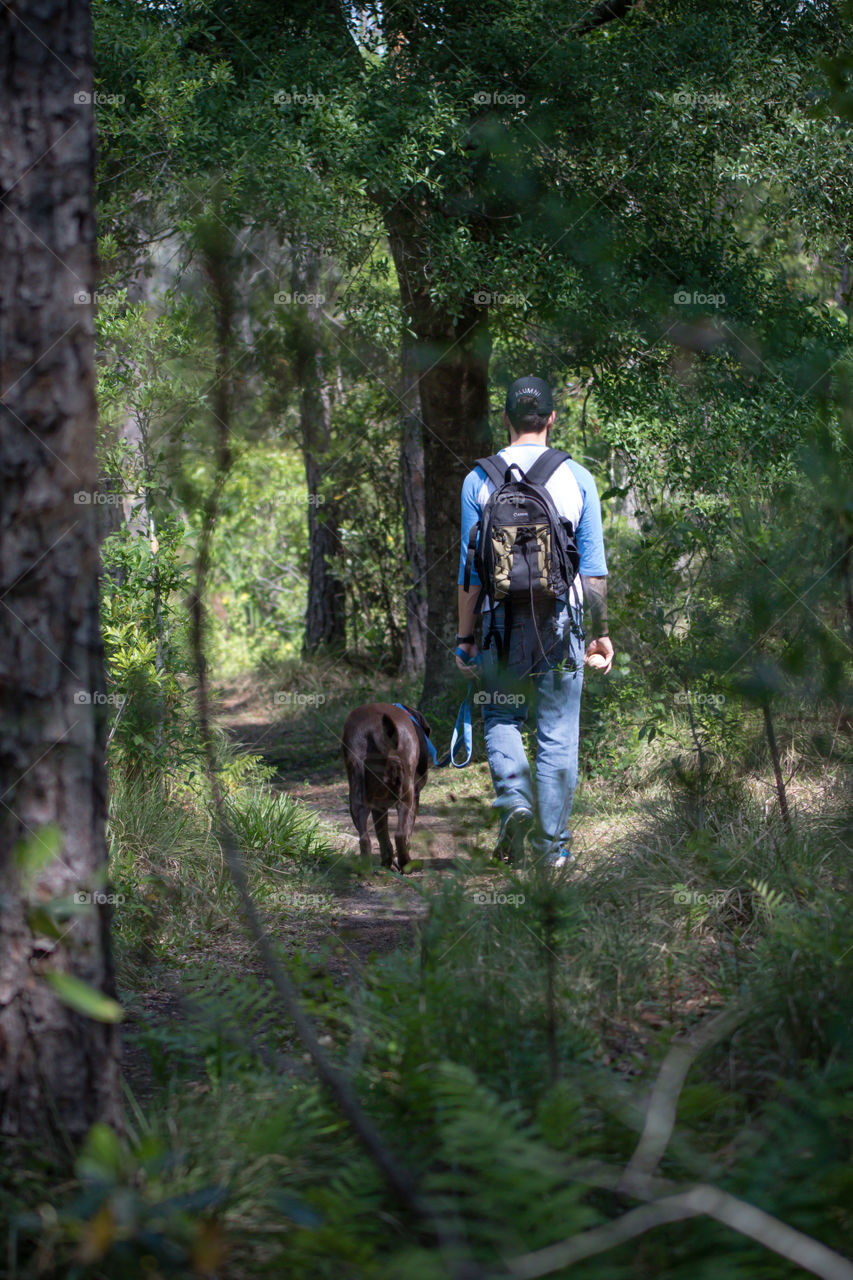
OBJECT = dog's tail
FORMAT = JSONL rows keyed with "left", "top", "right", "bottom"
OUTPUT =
{"left": 381, "top": 712, "right": 399, "bottom": 749}
{"left": 380, "top": 714, "right": 404, "bottom": 791}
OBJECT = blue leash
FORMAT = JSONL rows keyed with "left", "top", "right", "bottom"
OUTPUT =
{"left": 395, "top": 647, "right": 481, "bottom": 770}
{"left": 393, "top": 703, "right": 439, "bottom": 767}
{"left": 448, "top": 687, "right": 473, "bottom": 768}
{"left": 447, "top": 646, "right": 481, "bottom": 767}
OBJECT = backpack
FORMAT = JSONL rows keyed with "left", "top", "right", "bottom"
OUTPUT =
{"left": 463, "top": 448, "right": 582, "bottom": 633}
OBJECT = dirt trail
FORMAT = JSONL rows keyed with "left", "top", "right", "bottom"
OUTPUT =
{"left": 219, "top": 687, "right": 488, "bottom": 968}
{"left": 215, "top": 680, "right": 622, "bottom": 974}
{"left": 279, "top": 767, "right": 483, "bottom": 967}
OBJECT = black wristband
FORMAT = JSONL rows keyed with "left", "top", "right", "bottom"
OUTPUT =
{"left": 456, "top": 633, "right": 476, "bottom": 645}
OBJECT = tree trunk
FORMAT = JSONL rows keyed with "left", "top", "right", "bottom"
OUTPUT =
{"left": 0, "top": 0, "right": 121, "bottom": 1145}
{"left": 303, "top": 433, "right": 346, "bottom": 651}
{"left": 399, "top": 338, "right": 428, "bottom": 677}
{"left": 297, "top": 280, "right": 346, "bottom": 651}
{"left": 387, "top": 209, "right": 492, "bottom": 702}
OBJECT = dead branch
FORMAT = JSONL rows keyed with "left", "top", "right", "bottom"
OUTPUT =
{"left": 622, "top": 1004, "right": 746, "bottom": 1186}
{"left": 506, "top": 1183, "right": 853, "bottom": 1279}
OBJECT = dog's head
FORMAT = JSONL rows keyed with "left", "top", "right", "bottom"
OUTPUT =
{"left": 399, "top": 703, "right": 431, "bottom": 741}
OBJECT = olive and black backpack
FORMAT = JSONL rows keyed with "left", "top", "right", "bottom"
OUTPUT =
{"left": 463, "top": 448, "right": 583, "bottom": 656}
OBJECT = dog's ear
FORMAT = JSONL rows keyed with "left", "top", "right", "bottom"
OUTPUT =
{"left": 403, "top": 705, "right": 431, "bottom": 739}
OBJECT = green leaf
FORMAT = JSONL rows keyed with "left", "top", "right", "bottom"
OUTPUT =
{"left": 26, "top": 907, "right": 66, "bottom": 940}
{"left": 13, "top": 825, "right": 63, "bottom": 885}
{"left": 43, "top": 972, "right": 124, "bottom": 1023}
{"left": 78, "top": 1123, "right": 124, "bottom": 1180}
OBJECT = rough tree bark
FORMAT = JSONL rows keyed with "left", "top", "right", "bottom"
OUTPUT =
{"left": 399, "top": 336, "right": 427, "bottom": 677}
{"left": 0, "top": 0, "right": 121, "bottom": 1143}
{"left": 387, "top": 207, "right": 492, "bottom": 701}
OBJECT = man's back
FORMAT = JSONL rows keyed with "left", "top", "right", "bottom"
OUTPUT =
{"left": 459, "top": 443, "right": 609, "bottom": 591}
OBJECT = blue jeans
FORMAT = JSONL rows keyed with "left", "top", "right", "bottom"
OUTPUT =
{"left": 478, "top": 600, "right": 584, "bottom": 861}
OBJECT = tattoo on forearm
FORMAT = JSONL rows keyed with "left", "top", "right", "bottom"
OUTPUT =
{"left": 581, "top": 575, "right": 608, "bottom": 636}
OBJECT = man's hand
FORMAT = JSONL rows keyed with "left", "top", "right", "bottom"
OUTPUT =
{"left": 455, "top": 642, "right": 480, "bottom": 676}
{"left": 585, "top": 635, "right": 614, "bottom": 674}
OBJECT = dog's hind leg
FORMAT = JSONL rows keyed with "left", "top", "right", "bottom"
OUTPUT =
{"left": 394, "top": 784, "right": 417, "bottom": 871}
{"left": 372, "top": 808, "right": 395, "bottom": 869}
{"left": 346, "top": 761, "right": 373, "bottom": 860}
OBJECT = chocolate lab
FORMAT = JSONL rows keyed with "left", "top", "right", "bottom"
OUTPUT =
{"left": 341, "top": 702, "right": 432, "bottom": 871}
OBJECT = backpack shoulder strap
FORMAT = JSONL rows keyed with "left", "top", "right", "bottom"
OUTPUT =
{"left": 475, "top": 455, "right": 511, "bottom": 490}
{"left": 524, "top": 448, "right": 572, "bottom": 488}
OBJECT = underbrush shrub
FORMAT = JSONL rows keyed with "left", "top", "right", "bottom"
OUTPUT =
{"left": 224, "top": 788, "right": 333, "bottom": 864}
{"left": 727, "top": 880, "right": 853, "bottom": 1081}
{"left": 109, "top": 748, "right": 346, "bottom": 979}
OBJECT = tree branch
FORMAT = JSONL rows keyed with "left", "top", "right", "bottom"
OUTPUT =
{"left": 506, "top": 1183, "right": 853, "bottom": 1280}
{"left": 622, "top": 1004, "right": 746, "bottom": 1186}
{"left": 508, "top": 1002, "right": 853, "bottom": 1280}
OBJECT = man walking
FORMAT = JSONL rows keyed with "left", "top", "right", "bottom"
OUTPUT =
{"left": 455, "top": 376, "right": 613, "bottom": 867}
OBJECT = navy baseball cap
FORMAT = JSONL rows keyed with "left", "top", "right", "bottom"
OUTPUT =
{"left": 505, "top": 376, "right": 554, "bottom": 418}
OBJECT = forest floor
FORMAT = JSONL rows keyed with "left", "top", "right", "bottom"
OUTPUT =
{"left": 121, "top": 666, "right": 827, "bottom": 1103}
{"left": 212, "top": 670, "right": 623, "bottom": 973}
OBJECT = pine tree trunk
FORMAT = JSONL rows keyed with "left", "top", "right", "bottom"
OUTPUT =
{"left": 303, "top": 439, "right": 346, "bottom": 651}
{"left": 299, "top": 329, "right": 346, "bottom": 653}
{"left": 399, "top": 338, "right": 428, "bottom": 677}
{"left": 0, "top": 0, "right": 121, "bottom": 1144}
{"left": 387, "top": 209, "right": 492, "bottom": 702}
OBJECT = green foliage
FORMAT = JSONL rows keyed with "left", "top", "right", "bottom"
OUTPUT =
{"left": 10, "top": 1124, "right": 229, "bottom": 1277}
{"left": 223, "top": 787, "right": 334, "bottom": 865}
{"left": 199, "top": 445, "right": 308, "bottom": 673}
{"left": 101, "top": 514, "right": 194, "bottom": 775}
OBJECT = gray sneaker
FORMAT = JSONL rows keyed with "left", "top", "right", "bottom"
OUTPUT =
{"left": 492, "top": 807, "right": 534, "bottom": 865}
